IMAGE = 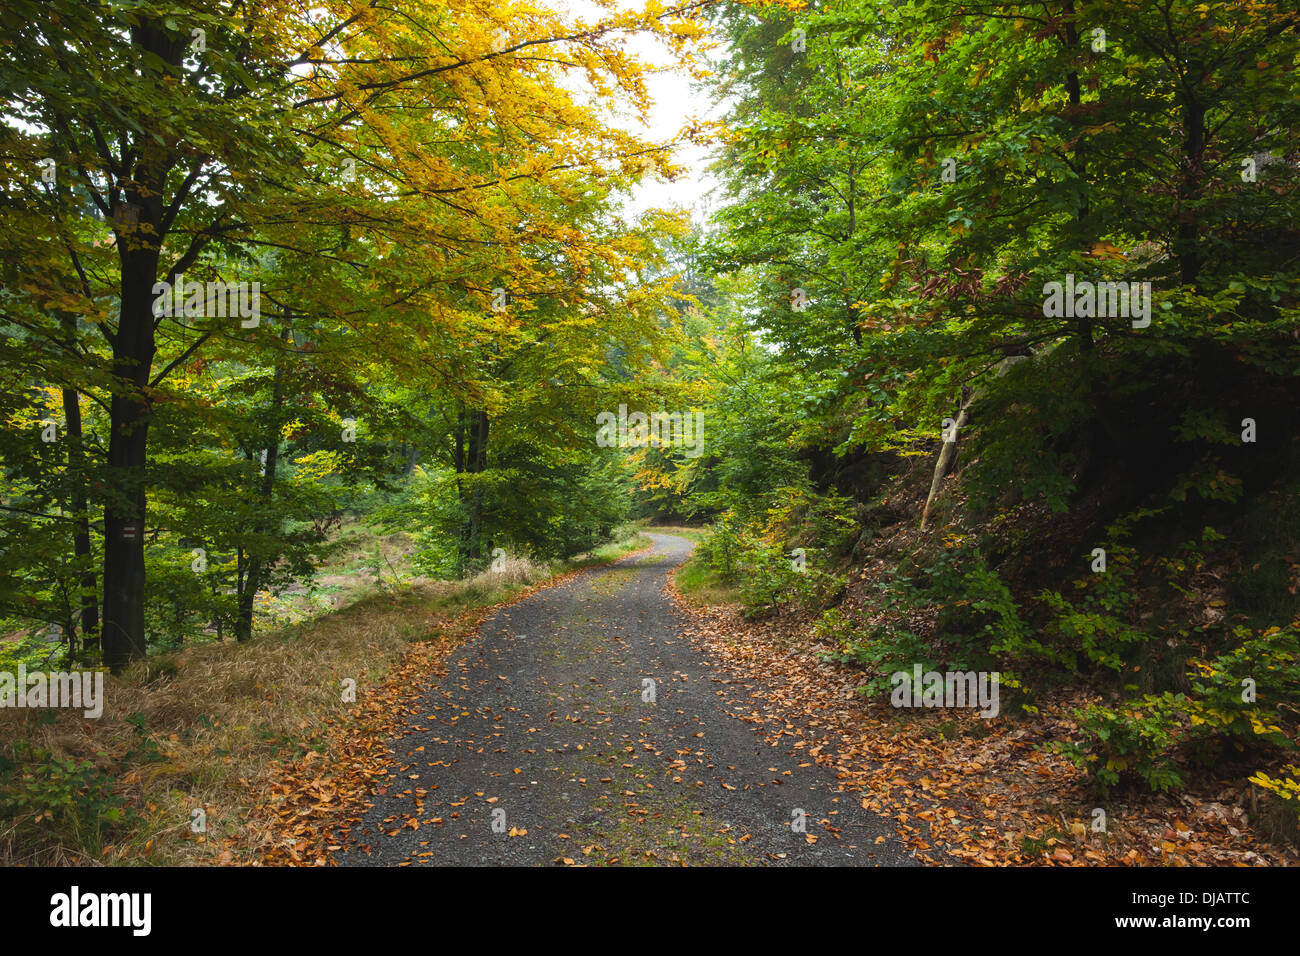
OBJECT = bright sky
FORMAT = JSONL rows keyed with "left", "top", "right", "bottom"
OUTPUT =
{"left": 556, "top": 0, "right": 726, "bottom": 224}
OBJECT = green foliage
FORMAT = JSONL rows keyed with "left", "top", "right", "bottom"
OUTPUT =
{"left": 0, "top": 631, "right": 62, "bottom": 673}
{"left": 959, "top": 355, "right": 1088, "bottom": 517}
{"left": 1037, "top": 526, "right": 1227, "bottom": 678}
{"left": 817, "top": 541, "right": 1017, "bottom": 698}
{"left": 0, "top": 742, "right": 134, "bottom": 860}
{"left": 1186, "top": 625, "right": 1299, "bottom": 752}
{"left": 694, "top": 515, "right": 743, "bottom": 580}
{"left": 1056, "top": 695, "right": 1190, "bottom": 797}
{"left": 1060, "top": 623, "right": 1298, "bottom": 796}
{"left": 817, "top": 602, "right": 940, "bottom": 698}
{"left": 1038, "top": 547, "right": 1150, "bottom": 675}
{"left": 692, "top": 490, "right": 854, "bottom": 614}
{"left": 925, "top": 541, "right": 1031, "bottom": 669}
{"left": 386, "top": 450, "right": 633, "bottom": 580}
{"left": 733, "top": 542, "right": 844, "bottom": 614}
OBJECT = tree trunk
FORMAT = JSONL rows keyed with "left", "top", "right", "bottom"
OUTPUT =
{"left": 60, "top": 379, "right": 98, "bottom": 652}
{"left": 235, "top": 361, "right": 286, "bottom": 641}
{"left": 59, "top": 312, "right": 98, "bottom": 655}
{"left": 454, "top": 407, "right": 490, "bottom": 575}
{"left": 1175, "top": 95, "right": 1206, "bottom": 285}
{"left": 101, "top": 250, "right": 159, "bottom": 670}
{"left": 100, "top": 20, "right": 183, "bottom": 671}
{"left": 920, "top": 403, "right": 971, "bottom": 532}
{"left": 1062, "top": 1, "right": 1093, "bottom": 351}
{"left": 921, "top": 356, "right": 1029, "bottom": 531}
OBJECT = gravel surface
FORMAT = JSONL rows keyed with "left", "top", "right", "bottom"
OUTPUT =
{"left": 342, "top": 533, "right": 918, "bottom": 866}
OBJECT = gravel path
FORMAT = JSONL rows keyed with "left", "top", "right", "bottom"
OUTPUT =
{"left": 341, "top": 533, "right": 917, "bottom": 866}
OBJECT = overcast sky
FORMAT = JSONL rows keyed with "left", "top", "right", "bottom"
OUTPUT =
{"left": 556, "top": 0, "right": 726, "bottom": 224}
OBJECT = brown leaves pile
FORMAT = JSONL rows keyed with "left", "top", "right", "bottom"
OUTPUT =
{"left": 667, "top": 578, "right": 1296, "bottom": 868}
{"left": 246, "top": 564, "right": 612, "bottom": 866}
{"left": 247, "top": 625, "right": 468, "bottom": 866}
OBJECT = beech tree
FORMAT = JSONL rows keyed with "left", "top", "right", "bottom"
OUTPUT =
{"left": 0, "top": 0, "right": 712, "bottom": 667}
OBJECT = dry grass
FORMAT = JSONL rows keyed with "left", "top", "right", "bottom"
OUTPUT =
{"left": 0, "top": 529, "right": 648, "bottom": 866}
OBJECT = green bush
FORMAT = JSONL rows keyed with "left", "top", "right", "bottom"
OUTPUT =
{"left": 1056, "top": 694, "right": 1190, "bottom": 796}
{"left": 818, "top": 603, "right": 942, "bottom": 697}
{"left": 1185, "top": 624, "right": 1299, "bottom": 753}
{"left": 696, "top": 505, "right": 845, "bottom": 614}
{"left": 1059, "top": 623, "right": 1298, "bottom": 796}
{"left": 0, "top": 742, "right": 134, "bottom": 861}
{"left": 696, "top": 514, "right": 742, "bottom": 580}
{"left": 926, "top": 542, "right": 1036, "bottom": 669}
{"left": 1037, "top": 542, "right": 1152, "bottom": 674}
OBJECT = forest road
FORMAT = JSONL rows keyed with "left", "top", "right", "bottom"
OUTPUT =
{"left": 340, "top": 532, "right": 918, "bottom": 866}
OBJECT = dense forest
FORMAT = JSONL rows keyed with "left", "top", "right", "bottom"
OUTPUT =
{"left": 1, "top": 0, "right": 1297, "bottom": 872}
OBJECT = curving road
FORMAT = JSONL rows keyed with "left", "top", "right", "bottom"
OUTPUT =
{"left": 340, "top": 533, "right": 916, "bottom": 866}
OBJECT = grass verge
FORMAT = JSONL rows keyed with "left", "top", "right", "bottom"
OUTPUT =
{"left": 0, "top": 527, "right": 650, "bottom": 866}
{"left": 671, "top": 556, "right": 742, "bottom": 611}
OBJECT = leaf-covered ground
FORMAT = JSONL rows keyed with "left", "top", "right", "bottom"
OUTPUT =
{"left": 256, "top": 533, "right": 915, "bottom": 866}
{"left": 669, "top": 580, "right": 1298, "bottom": 867}
{"left": 246, "top": 529, "right": 1295, "bottom": 867}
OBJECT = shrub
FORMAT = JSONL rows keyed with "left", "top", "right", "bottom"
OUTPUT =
{"left": 0, "top": 742, "right": 134, "bottom": 861}
{"left": 1060, "top": 623, "right": 1298, "bottom": 796}
{"left": 1056, "top": 694, "right": 1190, "bottom": 796}
{"left": 1250, "top": 765, "right": 1300, "bottom": 833}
